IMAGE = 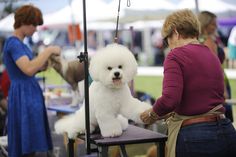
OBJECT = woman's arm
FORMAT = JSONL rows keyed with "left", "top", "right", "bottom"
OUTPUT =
{"left": 16, "top": 46, "right": 61, "bottom": 76}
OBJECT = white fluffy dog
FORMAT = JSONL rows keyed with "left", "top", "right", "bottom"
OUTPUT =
{"left": 54, "top": 44, "right": 152, "bottom": 138}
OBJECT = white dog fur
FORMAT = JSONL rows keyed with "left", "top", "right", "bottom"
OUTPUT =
{"left": 54, "top": 43, "right": 152, "bottom": 138}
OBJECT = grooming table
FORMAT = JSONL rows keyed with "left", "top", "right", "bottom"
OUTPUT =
{"left": 47, "top": 105, "right": 79, "bottom": 114}
{"left": 225, "top": 99, "right": 236, "bottom": 105}
{"left": 68, "top": 124, "right": 167, "bottom": 157}
{"left": 47, "top": 104, "right": 79, "bottom": 118}
{"left": 45, "top": 84, "right": 71, "bottom": 90}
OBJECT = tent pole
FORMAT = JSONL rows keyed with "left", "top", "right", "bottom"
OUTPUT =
{"left": 195, "top": 0, "right": 199, "bottom": 14}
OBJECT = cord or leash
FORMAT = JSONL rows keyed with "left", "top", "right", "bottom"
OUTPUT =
{"left": 114, "top": 0, "right": 131, "bottom": 43}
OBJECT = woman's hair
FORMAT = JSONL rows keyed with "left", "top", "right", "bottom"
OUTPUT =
{"left": 161, "top": 9, "right": 200, "bottom": 39}
{"left": 14, "top": 5, "right": 43, "bottom": 29}
{"left": 198, "top": 11, "right": 217, "bottom": 34}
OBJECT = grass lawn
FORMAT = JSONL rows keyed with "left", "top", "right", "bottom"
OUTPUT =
{"left": 134, "top": 75, "right": 236, "bottom": 99}
{"left": 37, "top": 68, "right": 66, "bottom": 86}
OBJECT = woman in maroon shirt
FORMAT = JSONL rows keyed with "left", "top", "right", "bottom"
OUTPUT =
{"left": 140, "top": 9, "right": 236, "bottom": 157}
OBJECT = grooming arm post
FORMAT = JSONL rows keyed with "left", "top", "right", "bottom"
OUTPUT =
{"left": 80, "top": 0, "right": 91, "bottom": 154}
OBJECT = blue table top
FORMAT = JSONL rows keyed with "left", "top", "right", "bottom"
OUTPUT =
{"left": 47, "top": 105, "right": 79, "bottom": 113}
{"left": 46, "top": 84, "right": 71, "bottom": 90}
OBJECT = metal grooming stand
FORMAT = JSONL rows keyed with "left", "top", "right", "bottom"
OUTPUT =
{"left": 67, "top": 0, "right": 91, "bottom": 156}
{"left": 66, "top": 1, "right": 168, "bottom": 157}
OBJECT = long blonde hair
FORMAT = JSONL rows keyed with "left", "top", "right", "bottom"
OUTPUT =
{"left": 198, "top": 11, "right": 216, "bottom": 34}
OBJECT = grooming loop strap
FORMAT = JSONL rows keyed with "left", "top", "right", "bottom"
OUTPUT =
{"left": 114, "top": 0, "right": 131, "bottom": 43}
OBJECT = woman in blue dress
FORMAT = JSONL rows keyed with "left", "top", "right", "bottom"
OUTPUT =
{"left": 3, "top": 5, "right": 61, "bottom": 157}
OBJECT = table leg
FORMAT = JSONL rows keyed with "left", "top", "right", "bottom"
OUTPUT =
{"left": 157, "top": 141, "right": 166, "bottom": 157}
{"left": 120, "top": 145, "right": 128, "bottom": 157}
{"left": 98, "top": 146, "right": 108, "bottom": 157}
{"left": 68, "top": 139, "right": 75, "bottom": 157}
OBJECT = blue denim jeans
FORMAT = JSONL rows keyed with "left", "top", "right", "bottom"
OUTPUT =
{"left": 176, "top": 118, "right": 236, "bottom": 157}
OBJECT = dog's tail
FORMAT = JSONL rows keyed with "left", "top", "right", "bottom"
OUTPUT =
{"left": 54, "top": 114, "right": 79, "bottom": 139}
{"left": 54, "top": 108, "right": 86, "bottom": 139}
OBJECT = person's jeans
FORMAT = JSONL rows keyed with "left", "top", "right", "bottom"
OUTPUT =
{"left": 176, "top": 118, "right": 236, "bottom": 157}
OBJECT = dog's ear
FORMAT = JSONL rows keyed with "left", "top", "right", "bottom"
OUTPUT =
{"left": 48, "top": 54, "right": 61, "bottom": 67}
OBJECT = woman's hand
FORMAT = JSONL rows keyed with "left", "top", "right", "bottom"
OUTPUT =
{"left": 140, "top": 108, "right": 159, "bottom": 125}
{"left": 46, "top": 45, "right": 61, "bottom": 56}
{"left": 140, "top": 108, "right": 174, "bottom": 125}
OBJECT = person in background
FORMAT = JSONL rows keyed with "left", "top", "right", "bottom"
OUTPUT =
{"left": 0, "top": 35, "right": 8, "bottom": 136}
{"left": 0, "top": 91, "right": 7, "bottom": 136}
{"left": 0, "top": 69, "right": 10, "bottom": 99}
{"left": 228, "top": 25, "right": 236, "bottom": 69}
{"left": 0, "top": 69, "right": 9, "bottom": 136}
{"left": 140, "top": 9, "right": 236, "bottom": 157}
{"left": 151, "top": 30, "right": 165, "bottom": 66}
{"left": 3, "top": 5, "right": 61, "bottom": 157}
{"left": 198, "top": 11, "right": 233, "bottom": 122}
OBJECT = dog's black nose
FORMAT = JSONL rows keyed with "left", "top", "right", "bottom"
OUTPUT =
{"left": 114, "top": 72, "right": 120, "bottom": 77}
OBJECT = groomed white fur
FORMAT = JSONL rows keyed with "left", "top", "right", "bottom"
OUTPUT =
{"left": 54, "top": 44, "right": 152, "bottom": 138}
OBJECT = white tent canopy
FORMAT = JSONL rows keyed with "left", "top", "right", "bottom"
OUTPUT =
{"left": 43, "top": 0, "right": 113, "bottom": 26}
{"left": 1, "top": 0, "right": 236, "bottom": 32}
{"left": 0, "top": 13, "right": 14, "bottom": 32}
{"left": 125, "top": 0, "right": 176, "bottom": 10}
{"left": 0, "top": 0, "right": 114, "bottom": 31}
{"left": 106, "top": 0, "right": 176, "bottom": 23}
{"left": 177, "top": 0, "right": 236, "bottom": 14}
{"left": 123, "top": 20, "right": 164, "bottom": 30}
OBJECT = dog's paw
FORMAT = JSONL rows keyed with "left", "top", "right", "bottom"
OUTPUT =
{"left": 117, "top": 115, "right": 128, "bottom": 130}
{"left": 101, "top": 128, "right": 123, "bottom": 137}
{"left": 141, "top": 102, "right": 153, "bottom": 109}
{"left": 100, "top": 123, "right": 123, "bottom": 137}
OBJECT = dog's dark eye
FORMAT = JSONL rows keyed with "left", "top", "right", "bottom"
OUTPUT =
{"left": 118, "top": 65, "right": 122, "bottom": 69}
{"left": 107, "top": 67, "right": 112, "bottom": 70}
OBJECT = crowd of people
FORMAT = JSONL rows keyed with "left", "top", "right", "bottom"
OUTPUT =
{"left": 0, "top": 3, "right": 236, "bottom": 157}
